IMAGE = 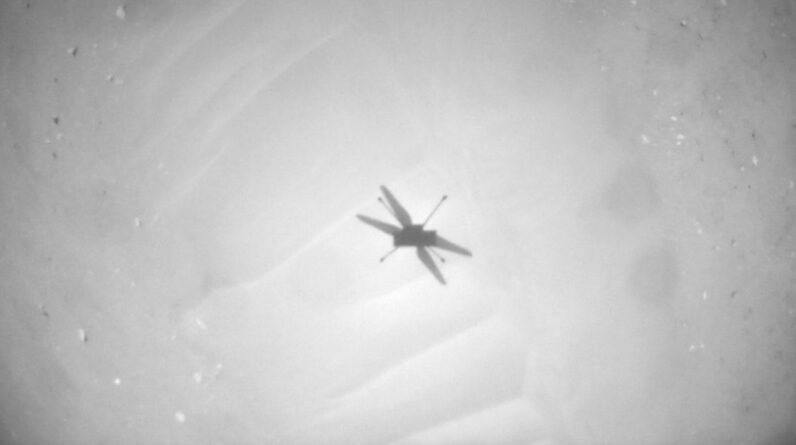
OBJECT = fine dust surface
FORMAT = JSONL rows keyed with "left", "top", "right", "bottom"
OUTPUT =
{"left": 1, "top": 1, "right": 795, "bottom": 445}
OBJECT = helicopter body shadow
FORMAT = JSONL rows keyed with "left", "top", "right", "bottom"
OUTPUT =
{"left": 356, "top": 186, "right": 472, "bottom": 285}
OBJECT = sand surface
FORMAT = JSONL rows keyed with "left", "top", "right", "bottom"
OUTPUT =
{"left": 1, "top": 1, "right": 795, "bottom": 444}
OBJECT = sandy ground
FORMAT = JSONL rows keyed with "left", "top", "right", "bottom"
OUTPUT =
{"left": 1, "top": 1, "right": 795, "bottom": 444}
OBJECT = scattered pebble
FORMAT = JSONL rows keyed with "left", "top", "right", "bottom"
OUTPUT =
{"left": 641, "top": 134, "right": 650, "bottom": 144}
{"left": 77, "top": 328, "right": 88, "bottom": 343}
{"left": 114, "top": 377, "right": 121, "bottom": 386}
{"left": 133, "top": 217, "right": 141, "bottom": 228}
{"left": 702, "top": 291, "right": 709, "bottom": 300}
{"left": 174, "top": 411, "right": 186, "bottom": 423}
{"left": 752, "top": 155, "right": 758, "bottom": 166}
{"left": 193, "top": 372, "right": 202, "bottom": 384}
{"left": 195, "top": 318, "right": 207, "bottom": 330}
{"left": 116, "top": 5, "right": 126, "bottom": 20}
{"left": 106, "top": 74, "right": 124, "bottom": 85}
{"left": 67, "top": 46, "right": 78, "bottom": 57}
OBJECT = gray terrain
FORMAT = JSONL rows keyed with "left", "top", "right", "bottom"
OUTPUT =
{"left": 1, "top": 1, "right": 794, "bottom": 444}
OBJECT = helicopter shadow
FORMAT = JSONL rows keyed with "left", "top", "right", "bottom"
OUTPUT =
{"left": 356, "top": 186, "right": 472, "bottom": 285}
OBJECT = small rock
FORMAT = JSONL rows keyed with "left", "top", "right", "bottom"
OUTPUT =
{"left": 106, "top": 74, "right": 124, "bottom": 85}
{"left": 77, "top": 328, "right": 87, "bottom": 343}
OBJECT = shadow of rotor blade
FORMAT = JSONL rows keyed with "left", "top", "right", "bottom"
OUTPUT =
{"left": 417, "top": 247, "right": 446, "bottom": 285}
{"left": 356, "top": 214, "right": 401, "bottom": 235}
{"left": 380, "top": 185, "right": 412, "bottom": 227}
{"left": 434, "top": 235, "right": 473, "bottom": 257}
